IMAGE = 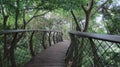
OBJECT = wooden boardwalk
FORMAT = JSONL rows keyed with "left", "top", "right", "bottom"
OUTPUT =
{"left": 25, "top": 40, "right": 70, "bottom": 67}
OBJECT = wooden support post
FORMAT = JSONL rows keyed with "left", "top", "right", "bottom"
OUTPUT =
{"left": 59, "top": 33, "right": 62, "bottom": 41}
{"left": 89, "top": 38, "right": 100, "bottom": 67}
{"left": 48, "top": 32, "right": 51, "bottom": 46}
{"left": 29, "top": 32, "right": 35, "bottom": 57}
{"left": 3, "top": 34, "right": 10, "bottom": 67}
{"left": 0, "top": 50, "right": 2, "bottom": 67}
{"left": 66, "top": 33, "right": 75, "bottom": 65}
{"left": 4, "top": 34, "right": 7, "bottom": 58}
{"left": 10, "top": 33, "right": 18, "bottom": 67}
{"left": 57, "top": 32, "right": 60, "bottom": 42}
{"left": 42, "top": 32, "right": 47, "bottom": 49}
{"left": 60, "top": 33, "right": 63, "bottom": 41}
{"left": 10, "top": 49, "right": 16, "bottom": 67}
{"left": 71, "top": 35, "right": 78, "bottom": 67}
{"left": 56, "top": 32, "right": 59, "bottom": 43}
{"left": 53, "top": 32, "right": 56, "bottom": 44}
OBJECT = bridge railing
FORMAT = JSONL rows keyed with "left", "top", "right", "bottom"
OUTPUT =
{"left": 66, "top": 31, "right": 120, "bottom": 67}
{"left": 0, "top": 29, "right": 63, "bottom": 67}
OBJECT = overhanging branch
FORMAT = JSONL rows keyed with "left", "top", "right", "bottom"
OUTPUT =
{"left": 22, "top": 11, "right": 49, "bottom": 28}
{"left": 81, "top": 5, "right": 87, "bottom": 14}
{"left": 71, "top": 10, "right": 81, "bottom": 31}
{"left": 88, "top": 0, "right": 94, "bottom": 11}
{"left": 91, "top": 0, "right": 109, "bottom": 17}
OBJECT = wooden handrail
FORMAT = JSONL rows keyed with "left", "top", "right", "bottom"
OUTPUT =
{"left": 66, "top": 31, "right": 120, "bottom": 67}
{"left": 0, "top": 29, "right": 63, "bottom": 67}
{"left": 0, "top": 29, "right": 61, "bottom": 35}
{"left": 69, "top": 31, "right": 120, "bottom": 43}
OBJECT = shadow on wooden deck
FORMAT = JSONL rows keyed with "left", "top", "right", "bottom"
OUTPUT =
{"left": 25, "top": 40, "right": 70, "bottom": 67}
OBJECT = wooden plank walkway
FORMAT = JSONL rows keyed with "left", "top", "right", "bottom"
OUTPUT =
{"left": 25, "top": 40, "right": 70, "bottom": 67}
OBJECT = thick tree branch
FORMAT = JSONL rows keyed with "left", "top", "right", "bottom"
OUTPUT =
{"left": 21, "top": 2, "right": 50, "bottom": 29}
{"left": 81, "top": 5, "right": 87, "bottom": 14}
{"left": 0, "top": 3, "right": 5, "bottom": 17}
{"left": 81, "top": 0, "right": 94, "bottom": 32}
{"left": 15, "top": 0, "right": 20, "bottom": 29}
{"left": 21, "top": 8, "right": 39, "bottom": 29}
{"left": 88, "top": 0, "right": 94, "bottom": 11}
{"left": 71, "top": 10, "right": 81, "bottom": 31}
{"left": 22, "top": 11, "right": 49, "bottom": 28}
{"left": 22, "top": 10, "right": 26, "bottom": 29}
{"left": 91, "top": 0, "right": 109, "bottom": 17}
{"left": 103, "top": 7, "right": 114, "bottom": 22}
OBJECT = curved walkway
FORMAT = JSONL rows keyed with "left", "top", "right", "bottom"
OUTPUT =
{"left": 25, "top": 40, "right": 70, "bottom": 67}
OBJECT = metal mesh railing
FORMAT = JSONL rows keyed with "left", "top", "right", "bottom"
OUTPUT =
{"left": 0, "top": 29, "right": 63, "bottom": 67}
{"left": 66, "top": 31, "right": 120, "bottom": 67}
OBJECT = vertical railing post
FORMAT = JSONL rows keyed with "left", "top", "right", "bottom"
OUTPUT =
{"left": 57, "top": 32, "right": 60, "bottom": 42}
{"left": 4, "top": 34, "right": 7, "bottom": 58}
{"left": 10, "top": 33, "right": 18, "bottom": 67}
{"left": 66, "top": 33, "right": 76, "bottom": 66}
{"left": 89, "top": 38, "right": 100, "bottom": 67}
{"left": 55, "top": 32, "right": 58, "bottom": 43}
{"left": 42, "top": 31, "right": 47, "bottom": 49}
{"left": 56, "top": 32, "right": 59, "bottom": 43}
{"left": 10, "top": 47, "right": 16, "bottom": 67}
{"left": 0, "top": 49, "right": 2, "bottom": 67}
{"left": 58, "top": 32, "right": 63, "bottom": 42}
{"left": 71, "top": 35, "right": 78, "bottom": 67}
{"left": 29, "top": 31, "right": 35, "bottom": 57}
{"left": 48, "top": 31, "right": 51, "bottom": 46}
{"left": 60, "top": 32, "right": 63, "bottom": 41}
{"left": 59, "top": 32, "right": 61, "bottom": 42}
{"left": 77, "top": 38, "right": 84, "bottom": 67}
{"left": 53, "top": 32, "right": 56, "bottom": 44}
{"left": 3, "top": 34, "right": 9, "bottom": 67}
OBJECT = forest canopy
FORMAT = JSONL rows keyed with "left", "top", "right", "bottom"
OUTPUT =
{"left": 0, "top": 0, "right": 120, "bottom": 35}
{"left": 0, "top": 0, "right": 120, "bottom": 67}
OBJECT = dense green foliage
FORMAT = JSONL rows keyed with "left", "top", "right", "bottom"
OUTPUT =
{"left": 0, "top": 0, "right": 120, "bottom": 67}
{"left": 102, "top": 4, "right": 120, "bottom": 35}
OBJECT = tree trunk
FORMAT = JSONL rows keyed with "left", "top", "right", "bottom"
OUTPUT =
{"left": 83, "top": 12, "right": 90, "bottom": 32}
{"left": 15, "top": 0, "right": 20, "bottom": 29}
